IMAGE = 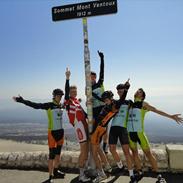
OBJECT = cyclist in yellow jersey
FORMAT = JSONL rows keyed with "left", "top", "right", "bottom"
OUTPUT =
{"left": 127, "top": 88, "right": 183, "bottom": 183}
{"left": 13, "top": 89, "right": 65, "bottom": 183}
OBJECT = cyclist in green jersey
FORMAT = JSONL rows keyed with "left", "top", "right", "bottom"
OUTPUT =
{"left": 127, "top": 88, "right": 183, "bottom": 183}
{"left": 13, "top": 89, "right": 65, "bottom": 183}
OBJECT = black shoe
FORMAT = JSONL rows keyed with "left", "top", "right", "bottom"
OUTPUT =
{"left": 111, "top": 166, "right": 125, "bottom": 175}
{"left": 129, "top": 175, "right": 138, "bottom": 183}
{"left": 53, "top": 169, "right": 65, "bottom": 178}
{"left": 135, "top": 170, "right": 144, "bottom": 181}
{"left": 156, "top": 174, "right": 167, "bottom": 183}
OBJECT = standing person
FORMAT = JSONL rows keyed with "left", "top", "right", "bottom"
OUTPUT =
{"left": 91, "top": 80, "right": 134, "bottom": 183}
{"left": 13, "top": 89, "right": 65, "bottom": 183}
{"left": 127, "top": 88, "right": 183, "bottom": 183}
{"left": 64, "top": 68, "right": 90, "bottom": 183}
{"left": 109, "top": 83, "right": 137, "bottom": 183}
{"left": 91, "top": 51, "right": 108, "bottom": 154}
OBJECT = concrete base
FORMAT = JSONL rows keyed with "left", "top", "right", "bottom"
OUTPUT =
{"left": 0, "top": 144, "right": 183, "bottom": 173}
{"left": 166, "top": 144, "right": 183, "bottom": 172}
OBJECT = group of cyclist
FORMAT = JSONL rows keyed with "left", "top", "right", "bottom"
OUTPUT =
{"left": 13, "top": 51, "right": 183, "bottom": 183}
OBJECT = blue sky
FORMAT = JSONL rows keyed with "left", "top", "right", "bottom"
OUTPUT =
{"left": 0, "top": 0, "right": 183, "bottom": 117}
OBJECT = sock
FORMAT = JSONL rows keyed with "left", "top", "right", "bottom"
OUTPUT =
{"left": 129, "top": 169, "right": 134, "bottom": 177}
{"left": 97, "top": 169, "right": 105, "bottom": 176}
{"left": 117, "top": 161, "right": 123, "bottom": 169}
{"left": 80, "top": 168, "right": 84, "bottom": 176}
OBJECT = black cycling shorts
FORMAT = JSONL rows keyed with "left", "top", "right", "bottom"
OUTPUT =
{"left": 109, "top": 126, "right": 129, "bottom": 145}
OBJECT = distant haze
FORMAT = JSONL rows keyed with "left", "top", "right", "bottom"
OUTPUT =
{"left": 0, "top": 100, "right": 183, "bottom": 143}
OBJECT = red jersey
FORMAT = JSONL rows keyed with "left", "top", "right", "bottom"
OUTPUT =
{"left": 65, "top": 97, "right": 86, "bottom": 125}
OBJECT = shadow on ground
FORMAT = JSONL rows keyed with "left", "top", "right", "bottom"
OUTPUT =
{"left": 69, "top": 175, "right": 120, "bottom": 183}
{"left": 68, "top": 171, "right": 183, "bottom": 183}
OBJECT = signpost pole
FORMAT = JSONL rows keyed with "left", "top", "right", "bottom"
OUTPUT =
{"left": 82, "top": 17, "right": 93, "bottom": 134}
{"left": 82, "top": 17, "right": 97, "bottom": 173}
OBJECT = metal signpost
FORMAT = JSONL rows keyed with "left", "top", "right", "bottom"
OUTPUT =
{"left": 52, "top": 0, "right": 118, "bottom": 172}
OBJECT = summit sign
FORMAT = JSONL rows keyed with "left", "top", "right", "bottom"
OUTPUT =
{"left": 52, "top": 0, "right": 117, "bottom": 21}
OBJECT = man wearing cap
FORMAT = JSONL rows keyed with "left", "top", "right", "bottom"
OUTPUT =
{"left": 13, "top": 89, "right": 65, "bottom": 183}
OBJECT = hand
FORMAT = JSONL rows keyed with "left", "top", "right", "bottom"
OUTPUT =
{"left": 65, "top": 67, "right": 71, "bottom": 79}
{"left": 171, "top": 114, "right": 183, "bottom": 124}
{"left": 12, "top": 95, "right": 24, "bottom": 103}
{"left": 98, "top": 50, "right": 104, "bottom": 59}
{"left": 124, "top": 78, "right": 130, "bottom": 89}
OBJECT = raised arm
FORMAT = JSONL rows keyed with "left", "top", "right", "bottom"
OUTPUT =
{"left": 65, "top": 68, "right": 71, "bottom": 101}
{"left": 143, "top": 102, "right": 183, "bottom": 124}
{"left": 13, "top": 95, "right": 50, "bottom": 110}
{"left": 97, "top": 50, "right": 104, "bottom": 85}
{"left": 116, "top": 79, "right": 130, "bottom": 107}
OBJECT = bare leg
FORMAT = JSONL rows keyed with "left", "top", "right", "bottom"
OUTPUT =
{"left": 98, "top": 146, "right": 109, "bottom": 166}
{"left": 122, "top": 144, "right": 133, "bottom": 170}
{"left": 54, "top": 155, "right": 61, "bottom": 169}
{"left": 79, "top": 142, "right": 89, "bottom": 168}
{"left": 48, "top": 159, "right": 54, "bottom": 176}
{"left": 103, "top": 132, "right": 108, "bottom": 144}
{"left": 92, "top": 144, "right": 103, "bottom": 169}
{"left": 143, "top": 149, "right": 158, "bottom": 172}
{"left": 109, "top": 144, "right": 121, "bottom": 162}
{"left": 131, "top": 148, "right": 142, "bottom": 171}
